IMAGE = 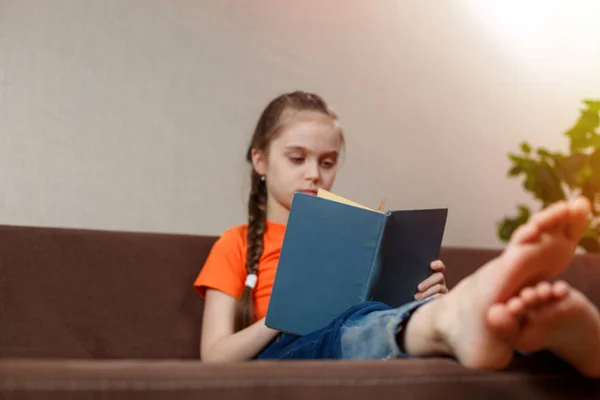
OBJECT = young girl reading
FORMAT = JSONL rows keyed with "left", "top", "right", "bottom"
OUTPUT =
{"left": 194, "top": 91, "right": 600, "bottom": 377}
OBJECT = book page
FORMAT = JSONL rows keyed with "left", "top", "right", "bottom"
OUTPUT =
{"left": 317, "top": 189, "right": 378, "bottom": 212}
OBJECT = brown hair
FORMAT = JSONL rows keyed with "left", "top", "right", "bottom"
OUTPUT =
{"left": 234, "top": 90, "right": 343, "bottom": 332}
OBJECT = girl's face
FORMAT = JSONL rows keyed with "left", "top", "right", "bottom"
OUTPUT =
{"left": 252, "top": 110, "right": 343, "bottom": 224}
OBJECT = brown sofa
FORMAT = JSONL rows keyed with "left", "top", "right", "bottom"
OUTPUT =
{"left": 1, "top": 223, "right": 600, "bottom": 399}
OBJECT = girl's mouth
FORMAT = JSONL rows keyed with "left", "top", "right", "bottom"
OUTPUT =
{"left": 297, "top": 189, "right": 318, "bottom": 196}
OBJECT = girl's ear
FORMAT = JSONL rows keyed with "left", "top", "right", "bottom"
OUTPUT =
{"left": 251, "top": 148, "right": 268, "bottom": 176}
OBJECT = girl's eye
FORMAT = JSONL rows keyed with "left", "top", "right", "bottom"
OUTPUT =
{"left": 289, "top": 157, "right": 304, "bottom": 164}
{"left": 321, "top": 160, "right": 336, "bottom": 168}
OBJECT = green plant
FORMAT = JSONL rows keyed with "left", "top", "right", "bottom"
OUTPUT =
{"left": 497, "top": 99, "right": 600, "bottom": 252}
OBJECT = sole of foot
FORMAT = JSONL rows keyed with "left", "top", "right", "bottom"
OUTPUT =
{"left": 431, "top": 197, "right": 591, "bottom": 370}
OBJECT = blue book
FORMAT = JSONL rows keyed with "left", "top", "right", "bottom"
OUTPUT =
{"left": 265, "top": 190, "right": 448, "bottom": 336}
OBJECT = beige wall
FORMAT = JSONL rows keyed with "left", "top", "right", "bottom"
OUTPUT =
{"left": 1, "top": 0, "right": 599, "bottom": 249}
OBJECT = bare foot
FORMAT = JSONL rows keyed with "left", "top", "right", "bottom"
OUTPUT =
{"left": 489, "top": 281, "right": 600, "bottom": 378}
{"left": 402, "top": 197, "right": 591, "bottom": 370}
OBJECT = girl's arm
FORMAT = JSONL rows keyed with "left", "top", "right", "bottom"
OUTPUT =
{"left": 200, "top": 289, "right": 280, "bottom": 362}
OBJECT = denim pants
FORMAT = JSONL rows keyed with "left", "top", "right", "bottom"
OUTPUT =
{"left": 257, "top": 298, "right": 434, "bottom": 360}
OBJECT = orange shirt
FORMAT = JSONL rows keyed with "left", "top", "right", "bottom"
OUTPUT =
{"left": 194, "top": 221, "right": 286, "bottom": 321}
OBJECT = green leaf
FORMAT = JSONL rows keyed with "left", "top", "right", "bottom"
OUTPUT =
{"left": 517, "top": 204, "right": 531, "bottom": 219}
{"left": 566, "top": 125, "right": 588, "bottom": 141}
{"left": 497, "top": 220, "right": 513, "bottom": 243}
{"left": 570, "top": 134, "right": 593, "bottom": 153}
{"left": 507, "top": 153, "right": 538, "bottom": 179}
{"left": 531, "top": 162, "right": 565, "bottom": 204}
{"left": 590, "top": 132, "right": 600, "bottom": 148}
{"left": 508, "top": 165, "right": 523, "bottom": 176}
{"left": 537, "top": 148, "right": 552, "bottom": 159}
{"left": 508, "top": 153, "right": 521, "bottom": 163}
{"left": 579, "top": 110, "right": 600, "bottom": 130}
{"left": 553, "top": 152, "right": 588, "bottom": 188}
{"left": 509, "top": 153, "right": 528, "bottom": 164}
{"left": 521, "top": 142, "right": 532, "bottom": 154}
{"left": 589, "top": 148, "right": 600, "bottom": 187}
{"left": 566, "top": 108, "right": 600, "bottom": 152}
{"left": 583, "top": 99, "right": 600, "bottom": 113}
{"left": 566, "top": 128, "right": 588, "bottom": 152}
{"left": 497, "top": 205, "right": 531, "bottom": 242}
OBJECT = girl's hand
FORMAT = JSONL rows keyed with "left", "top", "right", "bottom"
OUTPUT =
{"left": 414, "top": 260, "right": 448, "bottom": 300}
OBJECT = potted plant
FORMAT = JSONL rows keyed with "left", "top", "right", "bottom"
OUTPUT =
{"left": 497, "top": 99, "right": 600, "bottom": 252}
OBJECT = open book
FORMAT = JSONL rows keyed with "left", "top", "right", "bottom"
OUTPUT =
{"left": 265, "top": 189, "right": 448, "bottom": 336}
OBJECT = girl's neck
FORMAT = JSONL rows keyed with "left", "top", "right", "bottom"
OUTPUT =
{"left": 266, "top": 197, "right": 289, "bottom": 226}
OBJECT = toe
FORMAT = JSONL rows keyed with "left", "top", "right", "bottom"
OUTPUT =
{"left": 551, "top": 280, "right": 571, "bottom": 299}
{"left": 488, "top": 304, "right": 520, "bottom": 341}
{"left": 520, "top": 287, "right": 539, "bottom": 307}
{"left": 532, "top": 201, "right": 569, "bottom": 233}
{"left": 507, "top": 297, "right": 525, "bottom": 315}
{"left": 535, "top": 281, "right": 552, "bottom": 302}
{"left": 510, "top": 222, "right": 540, "bottom": 244}
{"left": 566, "top": 196, "right": 591, "bottom": 241}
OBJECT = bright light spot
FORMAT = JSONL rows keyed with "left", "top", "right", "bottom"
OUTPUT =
{"left": 467, "top": 0, "right": 600, "bottom": 58}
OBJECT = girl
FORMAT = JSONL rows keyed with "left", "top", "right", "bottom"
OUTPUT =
{"left": 194, "top": 90, "right": 448, "bottom": 361}
{"left": 193, "top": 91, "right": 600, "bottom": 376}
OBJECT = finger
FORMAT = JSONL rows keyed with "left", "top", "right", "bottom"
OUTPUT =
{"left": 418, "top": 273, "right": 444, "bottom": 292}
{"left": 430, "top": 260, "right": 445, "bottom": 272}
{"left": 416, "top": 284, "right": 448, "bottom": 300}
{"left": 417, "top": 272, "right": 444, "bottom": 292}
{"left": 419, "top": 283, "right": 447, "bottom": 299}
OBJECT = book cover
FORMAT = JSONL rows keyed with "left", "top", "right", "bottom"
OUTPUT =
{"left": 265, "top": 190, "right": 447, "bottom": 336}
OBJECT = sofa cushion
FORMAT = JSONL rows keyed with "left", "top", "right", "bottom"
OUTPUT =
{"left": 1, "top": 355, "right": 599, "bottom": 399}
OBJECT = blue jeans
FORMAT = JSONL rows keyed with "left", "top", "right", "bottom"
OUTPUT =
{"left": 257, "top": 298, "right": 434, "bottom": 360}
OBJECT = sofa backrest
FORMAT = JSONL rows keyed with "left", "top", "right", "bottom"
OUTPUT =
{"left": 0, "top": 224, "right": 216, "bottom": 359}
{"left": 439, "top": 246, "right": 600, "bottom": 307}
{"left": 1, "top": 224, "right": 599, "bottom": 359}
